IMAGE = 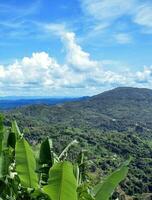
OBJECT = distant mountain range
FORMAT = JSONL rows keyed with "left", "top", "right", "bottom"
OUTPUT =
{"left": 0, "top": 97, "right": 87, "bottom": 110}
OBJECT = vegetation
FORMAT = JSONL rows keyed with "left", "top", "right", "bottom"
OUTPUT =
{"left": 1, "top": 87, "right": 152, "bottom": 199}
{"left": 6, "top": 87, "right": 152, "bottom": 132}
{"left": 0, "top": 115, "right": 130, "bottom": 200}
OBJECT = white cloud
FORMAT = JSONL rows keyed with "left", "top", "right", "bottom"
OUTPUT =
{"left": 81, "top": 0, "right": 136, "bottom": 21}
{"left": 61, "top": 32, "right": 99, "bottom": 72}
{"left": 114, "top": 33, "right": 132, "bottom": 44}
{"left": 135, "top": 66, "right": 152, "bottom": 82}
{"left": 46, "top": 24, "right": 100, "bottom": 72}
{"left": 0, "top": 26, "right": 152, "bottom": 96}
{"left": 80, "top": 0, "right": 152, "bottom": 34}
{"left": 0, "top": 52, "right": 63, "bottom": 89}
{"left": 134, "top": 4, "right": 152, "bottom": 28}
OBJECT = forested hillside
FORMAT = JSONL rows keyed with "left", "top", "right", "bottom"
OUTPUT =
{"left": 0, "top": 117, "right": 131, "bottom": 200}
{"left": 3, "top": 87, "right": 152, "bottom": 199}
{"left": 6, "top": 87, "right": 152, "bottom": 132}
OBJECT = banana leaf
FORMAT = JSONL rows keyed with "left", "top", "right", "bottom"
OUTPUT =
{"left": 43, "top": 161, "right": 77, "bottom": 200}
{"left": 94, "top": 158, "right": 131, "bottom": 200}
{"left": 15, "top": 138, "right": 38, "bottom": 189}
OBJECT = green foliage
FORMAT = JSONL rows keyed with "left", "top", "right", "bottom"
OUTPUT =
{"left": 0, "top": 114, "right": 4, "bottom": 154}
{"left": 15, "top": 138, "right": 39, "bottom": 189}
{"left": 39, "top": 138, "right": 53, "bottom": 165}
{"left": 0, "top": 117, "right": 130, "bottom": 200}
{"left": 43, "top": 161, "right": 78, "bottom": 200}
{"left": 0, "top": 149, "right": 11, "bottom": 179}
{"left": 94, "top": 159, "right": 131, "bottom": 200}
{"left": 58, "top": 139, "right": 78, "bottom": 160}
{"left": 11, "top": 120, "right": 23, "bottom": 139}
{"left": 5, "top": 87, "right": 152, "bottom": 198}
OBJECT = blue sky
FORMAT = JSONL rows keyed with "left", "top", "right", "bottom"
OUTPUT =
{"left": 0, "top": 0, "right": 152, "bottom": 96}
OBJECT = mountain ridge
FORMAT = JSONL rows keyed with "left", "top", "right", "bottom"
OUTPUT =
{"left": 3, "top": 87, "right": 152, "bottom": 198}
{"left": 5, "top": 86, "right": 152, "bottom": 132}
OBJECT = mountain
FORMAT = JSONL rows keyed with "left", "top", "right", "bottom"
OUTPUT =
{"left": 2, "top": 87, "right": 152, "bottom": 198}
{"left": 82, "top": 86, "right": 152, "bottom": 131}
{"left": 5, "top": 87, "right": 152, "bottom": 133}
{"left": 0, "top": 97, "right": 87, "bottom": 110}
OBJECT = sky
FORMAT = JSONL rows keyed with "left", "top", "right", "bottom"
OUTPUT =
{"left": 0, "top": 0, "right": 152, "bottom": 96}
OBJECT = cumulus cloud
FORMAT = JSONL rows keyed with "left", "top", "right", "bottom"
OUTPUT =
{"left": 0, "top": 26, "right": 152, "bottom": 96}
{"left": 0, "top": 52, "right": 59, "bottom": 86}
{"left": 62, "top": 32, "right": 99, "bottom": 71}
{"left": 46, "top": 24, "right": 99, "bottom": 72}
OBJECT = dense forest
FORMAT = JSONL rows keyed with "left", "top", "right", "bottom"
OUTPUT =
{"left": 2, "top": 87, "right": 152, "bottom": 199}
{"left": 0, "top": 116, "right": 131, "bottom": 199}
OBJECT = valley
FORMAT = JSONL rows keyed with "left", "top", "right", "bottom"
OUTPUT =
{"left": 2, "top": 87, "right": 152, "bottom": 199}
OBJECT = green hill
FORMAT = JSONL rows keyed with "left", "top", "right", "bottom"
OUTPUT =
{"left": 5, "top": 87, "right": 152, "bottom": 133}
{"left": 3, "top": 87, "right": 152, "bottom": 199}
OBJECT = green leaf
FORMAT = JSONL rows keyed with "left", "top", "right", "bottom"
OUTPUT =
{"left": 7, "top": 131, "right": 16, "bottom": 149}
{"left": 38, "top": 138, "right": 54, "bottom": 186}
{"left": 0, "top": 115, "right": 4, "bottom": 154}
{"left": 39, "top": 138, "right": 53, "bottom": 165}
{"left": 59, "top": 140, "right": 78, "bottom": 160}
{"left": 77, "top": 183, "right": 95, "bottom": 200}
{"left": 0, "top": 149, "right": 11, "bottom": 179}
{"left": 94, "top": 158, "right": 131, "bottom": 200}
{"left": 43, "top": 161, "right": 78, "bottom": 200}
{"left": 11, "top": 120, "right": 23, "bottom": 139}
{"left": 15, "top": 138, "right": 38, "bottom": 189}
{"left": 0, "top": 115, "right": 10, "bottom": 153}
{"left": 7, "top": 120, "right": 21, "bottom": 149}
{"left": 2, "top": 127, "right": 10, "bottom": 150}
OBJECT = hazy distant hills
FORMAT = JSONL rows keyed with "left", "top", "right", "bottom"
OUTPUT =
{"left": 5, "top": 87, "right": 152, "bottom": 133}
{"left": 0, "top": 97, "right": 87, "bottom": 110}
